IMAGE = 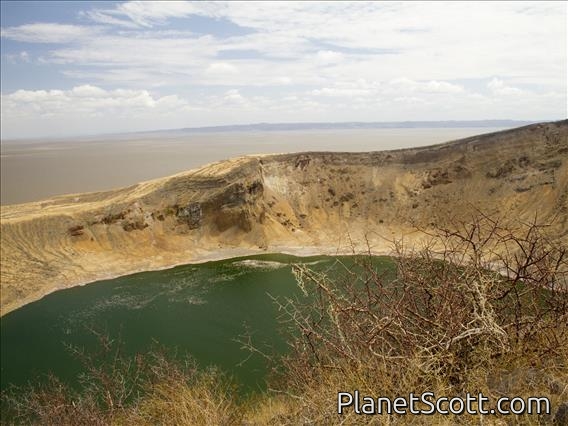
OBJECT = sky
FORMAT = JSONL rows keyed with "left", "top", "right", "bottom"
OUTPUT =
{"left": 1, "top": 1, "right": 566, "bottom": 139}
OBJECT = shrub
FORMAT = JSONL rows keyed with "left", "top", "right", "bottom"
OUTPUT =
{"left": 263, "top": 214, "right": 568, "bottom": 424}
{"left": 2, "top": 214, "right": 567, "bottom": 425}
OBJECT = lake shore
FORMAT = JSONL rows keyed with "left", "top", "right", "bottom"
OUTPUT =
{"left": 2, "top": 122, "right": 566, "bottom": 317}
{"left": 2, "top": 242, "right": 397, "bottom": 317}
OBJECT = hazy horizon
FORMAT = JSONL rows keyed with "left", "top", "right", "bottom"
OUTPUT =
{"left": 1, "top": 1, "right": 566, "bottom": 201}
{"left": 1, "top": 126, "right": 510, "bottom": 205}
{"left": 0, "top": 119, "right": 538, "bottom": 142}
{"left": 1, "top": 2, "right": 566, "bottom": 139}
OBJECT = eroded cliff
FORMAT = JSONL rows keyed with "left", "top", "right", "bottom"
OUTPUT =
{"left": 1, "top": 121, "right": 567, "bottom": 315}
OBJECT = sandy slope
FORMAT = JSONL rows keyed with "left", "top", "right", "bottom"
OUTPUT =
{"left": 1, "top": 121, "right": 567, "bottom": 315}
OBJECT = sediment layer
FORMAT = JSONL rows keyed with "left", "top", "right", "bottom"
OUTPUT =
{"left": 1, "top": 121, "right": 567, "bottom": 315}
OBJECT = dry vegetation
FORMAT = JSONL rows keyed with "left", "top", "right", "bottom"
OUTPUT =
{"left": 2, "top": 215, "right": 568, "bottom": 425}
{"left": 266, "top": 214, "right": 568, "bottom": 425}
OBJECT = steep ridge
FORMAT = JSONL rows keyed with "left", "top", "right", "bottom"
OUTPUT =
{"left": 1, "top": 121, "right": 567, "bottom": 315}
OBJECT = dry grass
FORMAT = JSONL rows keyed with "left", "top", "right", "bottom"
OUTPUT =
{"left": 258, "top": 214, "right": 567, "bottom": 424}
{"left": 2, "top": 215, "right": 567, "bottom": 425}
{"left": 117, "top": 369, "right": 242, "bottom": 425}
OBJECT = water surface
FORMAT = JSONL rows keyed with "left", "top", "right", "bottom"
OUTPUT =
{"left": 1, "top": 128, "right": 507, "bottom": 204}
{"left": 1, "top": 254, "right": 392, "bottom": 393}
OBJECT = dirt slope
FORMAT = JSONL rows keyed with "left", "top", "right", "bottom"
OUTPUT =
{"left": 1, "top": 121, "right": 567, "bottom": 315}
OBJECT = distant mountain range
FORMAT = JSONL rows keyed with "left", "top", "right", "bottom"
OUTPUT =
{"left": 136, "top": 120, "right": 536, "bottom": 135}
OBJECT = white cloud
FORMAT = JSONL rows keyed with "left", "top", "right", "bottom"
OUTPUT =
{"left": 315, "top": 50, "right": 344, "bottom": 64}
{"left": 81, "top": 10, "right": 140, "bottom": 29}
{"left": 311, "top": 78, "right": 465, "bottom": 99}
{"left": 422, "top": 80, "right": 464, "bottom": 94}
{"left": 86, "top": 1, "right": 220, "bottom": 28}
{"left": 311, "top": 87, "right": 371, "bottom": 97}
{"left": 206, "top": 62, "right": 238, "bottom": 74}
{"left": 28, "top": 1, "right": 560, "bottom": 91}
{"left": 5, "top": 51, "right": 30, "bottom": 64}
{"left": 48, "top": 34, "right": 216, "bottom": 66}
{"left": 1, "top": 1, "right": 565, "bottom": 138}
{"left": 71, "top": 84, "right": 108, "bottom": 98}
{"left": 488, "top": 78, "right": 525, "bottom": 96}
{"left": 388, "top": 78, "right": 465, "bottom": 94}
{"left": 1, "top": 85, "right": 196, "bottom": 138}
{"left": 393, "top": 96, "right": 427, "bottom": 105}
{"left": 1, "top": 85, "right": 188, "bottom": 116}
{"left": 222, "top": 89, "right": 245, "bottom": 103}
{"left": 1, "top": 23, "right": 98, "bottom": 43}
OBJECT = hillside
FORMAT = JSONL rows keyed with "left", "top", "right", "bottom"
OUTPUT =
{"left": 1, "top": 120, "right": 567, "bottom": 315}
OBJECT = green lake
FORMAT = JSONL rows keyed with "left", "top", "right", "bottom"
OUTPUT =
{"left": 1, "top": 254, "right": 392, "bottom": 394}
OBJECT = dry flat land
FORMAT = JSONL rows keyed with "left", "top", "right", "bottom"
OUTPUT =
{"left": 1, "top": 121, "right": 567, "bottom": 315}
{"left": 1, "top": 127, "right": 507, "bottom": 205}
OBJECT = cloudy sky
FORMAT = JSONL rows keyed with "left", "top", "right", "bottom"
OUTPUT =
{"left": 1, "top": 1, "right": 566, "bottom": 139}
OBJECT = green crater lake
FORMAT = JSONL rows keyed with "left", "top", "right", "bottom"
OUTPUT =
{"left": 1, "top": 254, "right": 392, "bottom": 394}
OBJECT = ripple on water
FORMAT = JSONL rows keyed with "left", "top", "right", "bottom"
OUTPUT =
{"left": 231, "top": 259, "right": 288, "bottom": 270}
{"left": 64, "top": 274, "right": 209, "bottom": 328}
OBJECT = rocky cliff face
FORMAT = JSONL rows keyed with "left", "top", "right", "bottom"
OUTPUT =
{"left": 1, "top": 121, "right": 567, "bottom": 315}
